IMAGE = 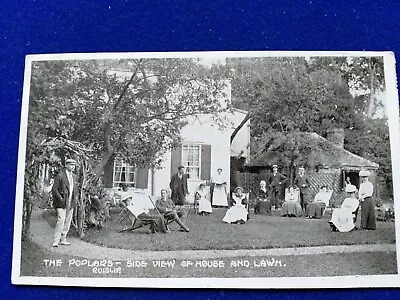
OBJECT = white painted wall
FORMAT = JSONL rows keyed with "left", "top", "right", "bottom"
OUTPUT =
{"left": 230, "top": 109, "right": 251, "bottom": 160}
{"left": 148, "top": 111, "right": 249, "bottom": 199}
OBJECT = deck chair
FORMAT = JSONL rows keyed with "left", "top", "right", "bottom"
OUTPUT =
{"left": 117, "top": 198, "right": 132, "bottom": 223}
{"left": 119, "top": 192, "right": 170, "bottom": 233}
{"left": 352, "top": 205, "right": 360, "bottom": 223}
{"left": 119, "top": 205, "right": 155, "bottom": 233}
{"left": 319, "top": 190, "right": 333, "bottom": 216}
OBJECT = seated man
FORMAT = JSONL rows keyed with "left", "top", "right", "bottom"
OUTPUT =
{"left": 329, "top": 185, "right": 359, "bottom": 232}
{"left": 124, "top": 198, "right": 168, "bottom": 234}
{"left": 155, "top": 189, "right": 190, "bottom": 232}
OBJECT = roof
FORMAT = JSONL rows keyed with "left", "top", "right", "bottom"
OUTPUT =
{"left": 246, "top": 132, "right": 379, "bottom": 169}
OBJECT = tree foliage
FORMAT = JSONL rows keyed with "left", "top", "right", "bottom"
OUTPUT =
{"left": 226, "top": 56, "right": 392, "bottom": 195}
{"left": 227, "top": 57, "right": 356, "bottom": 137}
{"left": 29, "top": 58, "right": 229, "bottom": 177}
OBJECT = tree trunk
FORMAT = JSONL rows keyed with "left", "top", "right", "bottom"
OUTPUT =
{"left": 22, "top": 197, "right": 33, "bottom": 241}
{"left": 93, "top": 150, "right": 114, "bottom": 179}
{"left": 77, "top": 163, "right": 87, "bottom": 238}
{"left": 367, "top": 59, "right": 376, "bottom": 117}
{"left": 230, "top": 111, "right": 251, "bottom": 144}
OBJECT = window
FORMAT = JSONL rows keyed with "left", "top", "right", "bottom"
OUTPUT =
{"left": 113, "top": 158, "right": 136, "bottom": 187}
{"left": 182, "top": 144, "right": 201, "bottom": 180}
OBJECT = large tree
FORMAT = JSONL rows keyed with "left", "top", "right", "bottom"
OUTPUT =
{"left": 226, "top": 57, "right": 357, "bottom": 180}
{"left": 227, "top": 57, "right": 356, "bottom": 140}
{"left": 29, "top": 58, "right": 229, "bottom": 178}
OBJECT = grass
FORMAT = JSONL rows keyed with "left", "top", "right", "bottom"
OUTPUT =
{"left": 43, "top": 208, "right": 396, "bottom": 252}
{"left": 20, "top": 239, "right": 397, "bottom": 278}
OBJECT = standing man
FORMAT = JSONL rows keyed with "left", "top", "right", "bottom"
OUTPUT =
{"left": 268, "top": 164, "right": 287, "bottom": 210}
{"left": 170, "top": 165, "right": 189, "bottom": 206}
{"left": 359, "top": 169, "right": 376, "bottom": 230}
{"left": 294, "top": 166, "right": 311, "bottom": 211}
{"left": 52, "top": 159, "right": 78, "bottom": 247}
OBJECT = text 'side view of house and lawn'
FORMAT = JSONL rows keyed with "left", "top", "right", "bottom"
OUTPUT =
{"left": 12, "top": 52, "right": 400, "bottom": 288}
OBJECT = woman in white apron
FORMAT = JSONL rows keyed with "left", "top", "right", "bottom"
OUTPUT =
{"left": 195, "top": 183, "right": 212, "bottom": 215}
{"left": 212, "top": 168, "right": 228, "bottom": 207}
{"left": 222, "top": 187, "right": 248, "bottom": 224}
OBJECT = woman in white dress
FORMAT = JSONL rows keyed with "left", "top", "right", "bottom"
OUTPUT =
{"left": 212, "top": 168, "right": 228, "bottom": 207}
{"left": 222, "top": 187, "right": 248, "bottom": 224}
{"left": 195, "top": 183, "right": 212, "bottom": 215}
{"left": 329, "top": 185, "right": 359, "bottom": 232}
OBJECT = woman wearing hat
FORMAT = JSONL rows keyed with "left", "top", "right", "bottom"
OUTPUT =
{"left": 222, "top": 187, "right": 248, "bottom": 224}
{"left": 329, "top": 185, "right": 359, "bottom": 232}
{"left": 359, "top": 169, "right": 376, "bottom": 230}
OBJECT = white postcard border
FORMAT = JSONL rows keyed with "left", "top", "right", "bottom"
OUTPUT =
{"left": 11, "top": 51, "right": 400, "bottom": 288}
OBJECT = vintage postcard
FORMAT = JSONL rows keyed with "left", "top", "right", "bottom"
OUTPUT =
{"left": 11, "top": 51, "right": 400, "bottom": 288}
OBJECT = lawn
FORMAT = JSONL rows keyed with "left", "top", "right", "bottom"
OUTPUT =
{"left": 20, "top": 239, "right": 397, "bottom": 278}
{"left": 43, "top": 207, "right": 396, "bottom": 252}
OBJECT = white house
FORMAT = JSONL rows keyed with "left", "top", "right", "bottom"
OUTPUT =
{"left": 103, "top": 84, "right": 250, "bottom": 202}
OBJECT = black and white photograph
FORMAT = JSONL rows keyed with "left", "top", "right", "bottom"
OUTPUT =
{"left": 11, "top": 51, "right": 400, "bottom": 288}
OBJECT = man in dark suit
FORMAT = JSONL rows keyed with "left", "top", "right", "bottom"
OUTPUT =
{"left": 268, "top": 164, "right": 287, "bottom": 210}
{"left": 294, "top": 166, "right": 311, "bottom": 211}
{"left": 156, "top": 189, "right": 189, "bottom": 232}
{"left": 51, "top": 159, "right": 78, "bottom": 247}
{"left": 169, "top": 165, "right": 189, "bottom": 206}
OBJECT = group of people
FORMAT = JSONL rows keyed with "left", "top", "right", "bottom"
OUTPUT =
{"left": 169, "top": 165, "right": 229, "bottom": 210}
{"left": 329, "top": 169, "right": 376, "bottom": 232}
{"left": 252, "top": 165, "right": 377, "bottom": 233}
{"left": 51, "top": 159, "right": 377, "bottom": 247}
{"left": 169, "top": 165, "right": 249, "bottom": 224}
{"left": 254, "top": 165, "right": 306, "bottom": 216}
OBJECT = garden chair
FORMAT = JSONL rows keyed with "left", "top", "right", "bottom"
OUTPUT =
{"left": 117, "top": 198, "right": 132, "bottom": 223}
{"left": 352, "top": 205, "right": 360, "bottom": 223}
{"left": 119, "top": 196, "right": 170, "bottom": 234}
{"left": 320, "top": 190, "right": 333, "bottom": 216}
{"left": 119, "top": 205, "right": 155, "bottom": 233}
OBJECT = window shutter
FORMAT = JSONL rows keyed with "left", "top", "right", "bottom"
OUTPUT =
{"left": 135, "top": 168, "right": 149, "bottom": 189}
{"left": 201, "top": 144, "right": 211, "bottom": 180}
{"left": 170, "top": 144, "right": 182, "bottom": 177}
{"left": 103, "top": 157, "right": 114, "bottom": 188}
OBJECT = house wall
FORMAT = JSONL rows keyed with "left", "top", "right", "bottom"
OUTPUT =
{"left": 230, "top": 110, "right": 251, "bottom": 160}
{"left": 152, "top": 114, "right": 231, "bottom": 201}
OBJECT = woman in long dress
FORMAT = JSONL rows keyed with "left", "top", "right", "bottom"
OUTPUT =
{"left": 329, "top": 185, "right": 359, "bottom": 232}
{"left": 195, "top": 183, "right": 212, "bottom": 215}
{"left": 222, "top": 187, "right": 248, "bottom": 224}
{"left": 281, "top": 186, "right": 303, "bottom": 217}
{"left": 306, "top": 185, "right": 331, "bottom": 219}
{"left": 254, "top": 180, "right": 271, "bottom": 215}
{"left": 359, "top": 169, "right": 376, "bottom": 230}
{"left": 212, "top": 168, "right": 228, "bottom": 207}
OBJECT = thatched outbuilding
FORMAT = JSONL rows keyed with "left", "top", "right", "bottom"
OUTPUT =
{"left": 242, "top": 129, "right": 379, "bottom": 206}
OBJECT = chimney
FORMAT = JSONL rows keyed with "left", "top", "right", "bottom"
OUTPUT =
{"left": 326, "top": 128, "right": 344, "bottom": 148}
